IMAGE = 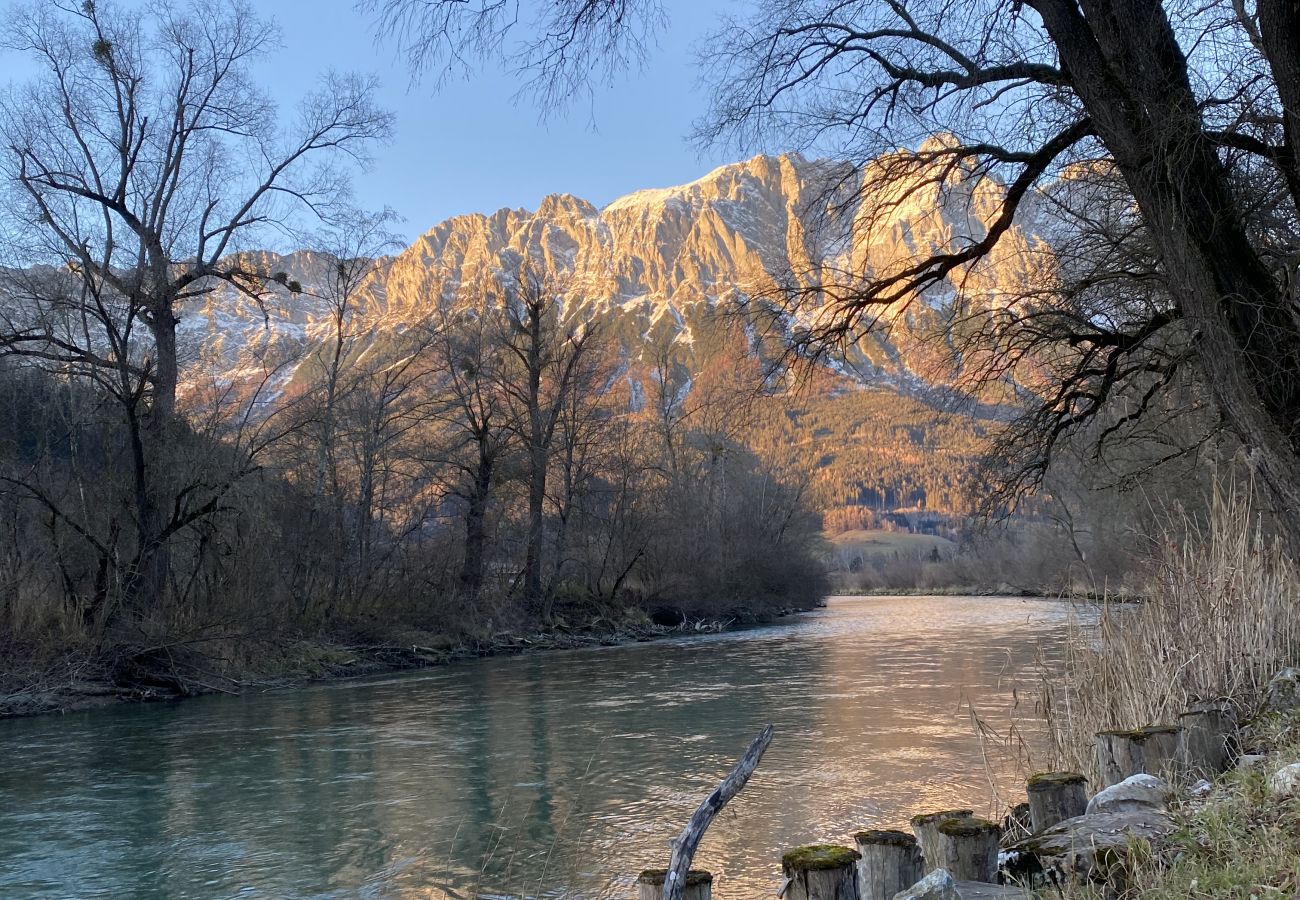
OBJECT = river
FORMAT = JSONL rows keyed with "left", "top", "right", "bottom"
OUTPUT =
{"left": 0, "top": 595, "right": 1075, "bottom": 899}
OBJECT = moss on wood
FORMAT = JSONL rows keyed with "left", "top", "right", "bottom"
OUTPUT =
{"left": 936, "top": 816, "right": 1000, "bottom": 837}
{"left": 1027, "top": 771, "right": 1088, "bottom": 790}
{"left": 910, "top": 809, "right": 973, "bottom": 826}
{"left": 637, "top": 869, "right": 713, "bottom": 887}
{"left": 1098, "top": 725, "right": 1181, "bottom": 742}
{"left": 781, "top": 844, "right": 861, "bottom": 871}
{"left": 853, "top": 828, "right": 917, "bottom": 847}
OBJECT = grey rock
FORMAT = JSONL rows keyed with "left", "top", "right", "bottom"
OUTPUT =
{"left": 1264, "top": 667, "right": 1300, "bottom": 713}
{"left": 1008, "top": 809, "right": 1176, "bottom": 884}
{"left": 1268, "top": 761, "right": 1300, "bottom": 795}
{"left": 1188, "top": 778, "right": 1214, "bottom": 798}
{"left": 1085, "top": 773, "right": 1171, "bottom": 814}
{"left": 893, "top": 868, "right": 958, "bottom": 900}
{"left": 1236, "top": 753, "right": 1268, "bottom": 771}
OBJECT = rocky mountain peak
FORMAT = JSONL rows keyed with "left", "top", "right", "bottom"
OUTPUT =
{"left": 182, "top": 151, "right": 1042, "bottom": 397}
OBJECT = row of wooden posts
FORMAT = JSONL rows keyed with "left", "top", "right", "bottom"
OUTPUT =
{"left": 638, "top": 700, "right": 1236, "bottom": 900}
{"left": 638, "top": 811, "right": 999, "bottom": 900}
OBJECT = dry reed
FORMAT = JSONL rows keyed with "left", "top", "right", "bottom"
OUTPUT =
{"left": 1039, "top": 480, "right": 1300, "bottom": 782}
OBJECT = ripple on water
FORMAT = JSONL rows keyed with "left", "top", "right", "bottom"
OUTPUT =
{"left": 0, "top": 595, "right": 1077, "bottom": 899}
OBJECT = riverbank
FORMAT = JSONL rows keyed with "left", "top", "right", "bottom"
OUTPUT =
{"left": 0, "top": 603, "right": 817, "bottom": 720}
{"left": 828, "top": 584, "right": 1146, "bottom": 603}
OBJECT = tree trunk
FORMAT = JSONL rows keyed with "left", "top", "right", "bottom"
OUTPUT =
{"left": 853, "top": 830, "right": 922, "bottom": 900}
{"left": 1178, "top": 701, "right": 1237, "bottom": 778}
{"left": 132, "top": 307, "right": 181, "bottom": 615}
{"left": 781, "top": 846, "right": 861, "bottom": 900}
{"left": 460, "top": 453, "right": 493, "bottom": 600}
{"left": 910, "top": 810, "right": 973, "bottom": 874}
{"left": 929, "top": 817, "right": 1000, "bottom": 883}
{"left": 1033, "top": 0, "right": 1300, "bottom": 542}
{"left": 524, "top": 442, "right": 547, "bottom": 613}
{"left": 1096, "top": 726, "right": 1183, "bottom": 786}
{"left": 1026, "top": 772, "right": 1089, "bottom": 833}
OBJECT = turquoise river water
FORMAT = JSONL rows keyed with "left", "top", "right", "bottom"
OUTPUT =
{"left": 0, "top": 595, "right": 1075, "bottom": 898}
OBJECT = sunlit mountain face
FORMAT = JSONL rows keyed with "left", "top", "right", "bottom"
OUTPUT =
{"left": 177, "top": 150, "right": 1046, "bottom": 523}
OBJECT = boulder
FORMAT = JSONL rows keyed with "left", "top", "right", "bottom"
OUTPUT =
{"left": 1085, "top": 773, "right": 1171, "bottom": 815}
{"left": 892, "top": 868, "right": 959, "bottom": 900}
{"left": 1264, "top": 667, "right": 1300, "bottom": 713}
{"left": 1268, "top": 762, "right": 1300, "bottom": 795}
{"left": 1007, "top": 809, "right": 1175, "bottom": 885}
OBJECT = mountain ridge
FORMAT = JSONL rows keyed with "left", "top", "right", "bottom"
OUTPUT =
{"left": 184, "top": 149, "right": 1042, "bottom": 405}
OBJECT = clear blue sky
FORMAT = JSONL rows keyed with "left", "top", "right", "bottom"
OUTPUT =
{"left": 260, "top": 0, "right": 739, "bottom": 242}
{"left": 0, "top": 0, "right": 743, "bottom": 243}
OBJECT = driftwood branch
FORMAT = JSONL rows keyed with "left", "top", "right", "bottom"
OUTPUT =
{"left": 661, "top": 724, "right": 775, "bottom": 900}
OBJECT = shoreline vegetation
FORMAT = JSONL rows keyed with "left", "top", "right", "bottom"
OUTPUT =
{"left": 0, "top": 584, "right": 1106, "bottom": 722}
{"left": 1003, "top": 483, "right": 1300, "bottom": 897}
{"left": 0, "top": 601, "right": 823, "bottom": 720}
{"left": 0, "top": 587, "right": 1062, "bottom": 721}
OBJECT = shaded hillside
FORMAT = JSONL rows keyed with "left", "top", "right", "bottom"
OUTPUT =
{"left": 749, "top": 385, "right": 994, "bottom": 528}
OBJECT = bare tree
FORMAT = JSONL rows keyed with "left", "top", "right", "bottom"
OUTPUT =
{"left": 273, "top": 210, "right": 402, "bottom": 614}
{"left": 688, "top": 0, "right": 1300, "bottom": 539}
{"left": 423, "top": 302, "right": 518, "bottom": 604}
{"left": 495, "top": 266, "right": 599, "bottom": 614}
{"left": 362, "top": 0, "right": 666, "bottom": 108}
{"left": 0, "top": 0, "right": 392, "bottom": 616}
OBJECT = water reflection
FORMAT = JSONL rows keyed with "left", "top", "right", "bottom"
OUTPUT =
{"left": 0, "top": 595, "right": 1070, "bottom": 898}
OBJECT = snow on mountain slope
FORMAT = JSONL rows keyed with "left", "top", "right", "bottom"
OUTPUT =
{"left": 180, "top": 151, "right": 1045, "bottom": 399}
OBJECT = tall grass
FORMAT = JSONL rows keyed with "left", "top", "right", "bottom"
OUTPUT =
{"left": 1039, "top": 481, "right": 1300, "bottom": 781}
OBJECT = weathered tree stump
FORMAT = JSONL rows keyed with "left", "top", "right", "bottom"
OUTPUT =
{"left": 853, "top": 830, "right": 923, "bottom": 900}
{"left": 1179, "top": 700, "right": 1236, "bottom": 778}
{"left": 910, "top": 809, "right": 973, "bottom": 873}
{"left": 638, "top": 870, "right": 712, "bottom": 900}
{"left": 1026, "top": 772, "right": 1089, "bottom": 832}
{"left": 1096, "top": 726, "right": 1183, "bottom": 786}
{"left": 932, "top": 817, "right": 1001, "bottom": 883}
{"left": 781, "top": 845, "right": 861, "bottom": 900}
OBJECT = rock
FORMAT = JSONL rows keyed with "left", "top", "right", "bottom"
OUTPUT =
{"left": 892, "top": 868, "right": 958, "bottom": 900}
{"left": 1268, "top": 762, "right": 1300, "bottom": 795}
{"left": 1264, "top": 667, "right": 1300, "bottom": 713}
{"left": 1188, "top": 778, "right": 1214, "bottom": 798}
{"left": 1236, "top": 753, "right": 1269, "bottom": 771}
{"left": 1085, "top": 773, "right": 1171, "bottom": 815}
{"left": 1008, "top": 809, "right": 1176, "bottom": 885}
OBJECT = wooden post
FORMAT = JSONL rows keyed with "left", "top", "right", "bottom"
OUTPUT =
{"left": 932, "top": 817, "right": 1001, "bottom": 883}
{"left": 1179, "top": 701, "right": 1236, "bottom": 778}
{"left": 638, "top": 870, "right": 711, "bottom": 900}
{"left": 853, "top": 830, "right": 923, "bottom": 900}
{"left": 1096, "top": 725, "right": 1183, "bottom": 786}
{"left": 781, "top": 845, "right": 861, "bottom": 900}
{"left": 1026, "top": 772, "right": 1089, "bottom": 832}
{"left": 910, "top": 809, "right": 972, "bottom": 873}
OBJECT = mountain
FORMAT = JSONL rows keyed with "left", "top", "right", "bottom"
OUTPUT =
{"left": 179, "top": 150, "right": 1043, "bottom": 524}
